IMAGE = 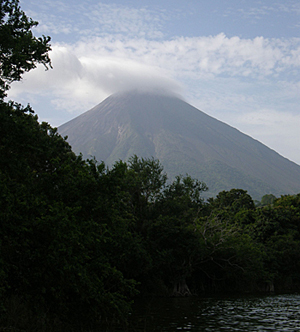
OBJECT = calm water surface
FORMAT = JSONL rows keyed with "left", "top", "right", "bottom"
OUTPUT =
{"left": 122, "top": 294, "right": 300, "bottom": 331}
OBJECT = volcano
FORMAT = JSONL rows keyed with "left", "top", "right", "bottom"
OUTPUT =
{"left": 58, "top": 91, "right": 300, "bottom": 199}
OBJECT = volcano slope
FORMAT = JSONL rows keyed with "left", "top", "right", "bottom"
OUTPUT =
{"left": 58, "top": 91, "right": 300, "bottom": 199}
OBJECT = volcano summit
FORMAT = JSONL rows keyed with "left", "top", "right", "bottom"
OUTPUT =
{"left": 58, "top": 91, "right": 300, "bottom": 199}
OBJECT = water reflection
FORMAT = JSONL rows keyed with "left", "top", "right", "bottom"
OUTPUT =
{"left": 122, "top": 294, "right": 300, "bottom": 331}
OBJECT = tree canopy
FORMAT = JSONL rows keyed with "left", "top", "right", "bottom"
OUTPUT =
{"left": 2, "top": 101, "right": 300, "bottom": 330}
{"left": 0, "top": 0, "right": 51, "bottom": 98}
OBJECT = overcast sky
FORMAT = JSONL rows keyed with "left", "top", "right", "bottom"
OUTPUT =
{"left": 8, "top": 0, "right": 300, "bottom": 164}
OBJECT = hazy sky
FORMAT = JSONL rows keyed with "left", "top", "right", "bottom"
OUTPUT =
{"left": 8, "top": 0, "right": 300, "bottom": 164}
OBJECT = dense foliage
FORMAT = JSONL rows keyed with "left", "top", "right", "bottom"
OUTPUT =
{"left": 1, "top": 103, "right": 300, "bottom": 330}
{"left": 0, "top": 0, "right": 51, "bottom": 98}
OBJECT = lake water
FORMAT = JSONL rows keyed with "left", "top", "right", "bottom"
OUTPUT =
{"left": 121, "top": 294, "right": 300, "bottom": 331}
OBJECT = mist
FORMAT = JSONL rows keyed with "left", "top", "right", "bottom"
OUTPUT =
{"left": 8, "top": 45, "right": 184, "bottom": 113}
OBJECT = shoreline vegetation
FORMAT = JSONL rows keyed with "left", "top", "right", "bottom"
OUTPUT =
{"left": 1, "top": 1, "right": 300, "bottom": 330}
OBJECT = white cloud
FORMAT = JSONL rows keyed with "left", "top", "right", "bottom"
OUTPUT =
{"left": 9, "top": 44, "right": 183, "bottom": 113}
{"left": 276, "top": 1, "right": 300, "bottom": 15}
{"left": 9, "top": 33, "right": 300, "bottom": 113}
{"left": 81, "top": 2, "right": 166, "bottom": 39}
{"left": 10, "top": 46, "right": 83, "bottom": 92}
{"left": 24, "top": 0, "right": 167, "bottom": 40}
{"left": 226, "top": 1, "right": 300, "bottom": 20}
{"left": 70, "top": 34, "right": 300, "bottom": 80}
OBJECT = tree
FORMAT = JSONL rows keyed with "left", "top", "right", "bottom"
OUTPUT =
{"left": 124, "top": 155, "right": 167, "bottom": 224}
{"left": 256, "top": 194, "right": 277, "bottom": 207}
{"left": 190, "top": 189, "right": 264, "bottom": 291}
{"left": 0, "top": 103, "right": 140, "bottom": 330}
{"left": 250, "top": 194, "right": 300, "bottom": 291}
{"left": 193, "top": 212, "right": 264, "bottom": 292}
{"left": 0, "top": 0, "right": 51, "bottom": 98}
{"left": 139, "top": 175, "right": 208, "bottom": 296}
{"left": 158, "top": 175, "right": 208, "bottom": 223}
{"left": 207, "top": 189, "right": 255, "bottom": 216}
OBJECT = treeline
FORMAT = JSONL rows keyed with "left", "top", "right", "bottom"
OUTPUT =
{"left": 1, "top": 102, "right": 300, "bottom": 331}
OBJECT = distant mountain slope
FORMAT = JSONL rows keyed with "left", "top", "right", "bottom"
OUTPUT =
{"left": 58, "top": 91, "right": 300, "bottom": 199}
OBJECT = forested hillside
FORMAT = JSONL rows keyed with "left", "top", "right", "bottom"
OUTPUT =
{"left": 2, "top": 1, "right": 300, "bottom": 331}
